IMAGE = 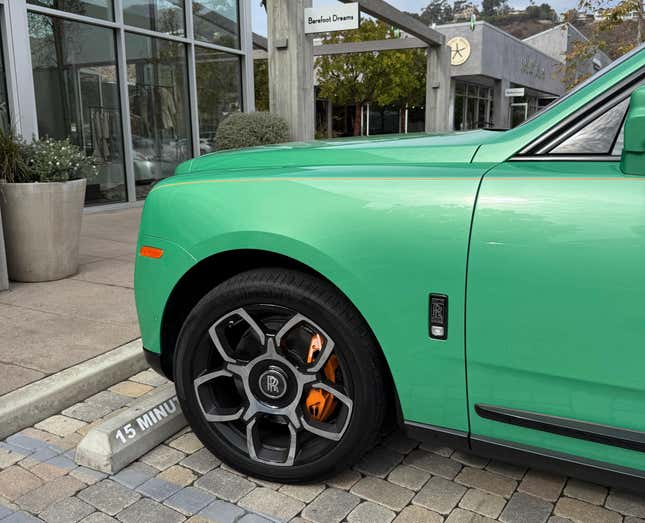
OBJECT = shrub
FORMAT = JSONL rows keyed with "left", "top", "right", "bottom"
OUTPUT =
{"left": 215, "top": 112, "right": 290, "bottom": 151}
{"left": 0, "top": 130, "right": 28, "bottom": 183}
{"left": 22, "top": 137, "right": 97, "bottom": 183}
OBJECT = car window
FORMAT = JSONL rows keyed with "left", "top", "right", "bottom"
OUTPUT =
{"left": 551, "top": 98, "right": 630, "bottom": 155}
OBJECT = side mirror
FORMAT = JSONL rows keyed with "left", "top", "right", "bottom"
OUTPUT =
{"left": 621, "top": 86, "right": 645, "bottom": 175}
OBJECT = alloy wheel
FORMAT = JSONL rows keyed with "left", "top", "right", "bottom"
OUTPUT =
{"left": 191, "top": 305, "right": 354, "bottom": 467}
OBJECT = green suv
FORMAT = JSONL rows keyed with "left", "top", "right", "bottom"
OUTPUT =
{"left": 135, "top": 45, "right": 645, "bottom": 489}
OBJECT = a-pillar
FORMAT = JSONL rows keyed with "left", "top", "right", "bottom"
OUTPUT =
{"left": 267, "top": 0, "right": 315, "bottom": 141}
{"left": 493, "top": 78, "right": 511, "bottom": 129}
{"left": 425, "top": 44, "right": 451, "bottom": 133}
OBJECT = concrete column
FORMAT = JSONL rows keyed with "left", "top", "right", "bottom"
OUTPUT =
{"left": 3, "top": 0, "right": 38, "bottom": 140}
{"left": 425, "top": 44, "right": 451, "bottom": 133}
{"left": 239, "top": 0, "right": 256, "bottom": 112}
{"left": 326, "top": 100, "right": 333, "bottom": 138}
{"left": 493, "top": 79, "right": 511, "bottom": 129}
{"left": 267, "top": 0, "right": 314, "bottom": 141}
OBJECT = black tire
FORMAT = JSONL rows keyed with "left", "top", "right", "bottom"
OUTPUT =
{"left": 174, "top": 268, "right": 387, "bottom": 482}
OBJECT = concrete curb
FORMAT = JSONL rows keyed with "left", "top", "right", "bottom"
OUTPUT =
{"left": 75, "top": 383, "right": 186, "bottom": 474}
{"left": 0, "top": 338, "right": 148, "bottom": 440}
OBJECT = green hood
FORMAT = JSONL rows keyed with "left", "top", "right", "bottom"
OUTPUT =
{"left": 176, "top": 130, "right": 501, "bottom": 176}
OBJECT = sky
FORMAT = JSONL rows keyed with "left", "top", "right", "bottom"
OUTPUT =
{"left": 250, "top": 0, "right": 580, "bottom": 36}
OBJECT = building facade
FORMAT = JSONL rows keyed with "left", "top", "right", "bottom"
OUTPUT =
{"left": 0, "top": 0, "right": 255, "bottom": 207}
{"left": 313, "top": 21, "right": 611, "bottom": 137}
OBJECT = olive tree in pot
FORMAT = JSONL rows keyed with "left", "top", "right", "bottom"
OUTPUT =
{"left": 0, "top": 134, "right": 95, "bottom": 282}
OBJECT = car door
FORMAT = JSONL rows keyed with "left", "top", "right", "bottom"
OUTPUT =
{"left": 466, "top": 76, "right": 645, "bottom": 472}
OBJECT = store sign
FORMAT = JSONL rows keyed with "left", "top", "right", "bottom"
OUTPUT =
{"left": 304, "top": 3, "right": 360, "bottom": 34}
{"left": 520, "top": 56, "right": 546, "bottom": 80}
{"left": 505, "top": 88, "right": 526, "bottom": 97}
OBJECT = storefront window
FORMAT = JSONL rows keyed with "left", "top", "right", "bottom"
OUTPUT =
{"left": 193, "top": 0, "right": 240, "bottom": 48}
{"left": 125, "top": 33, "right": 191, "bottom": 199}
{"left": 28, "top": 13, "right": 127, "bottom": 204}
{"left": 453, "top": 81, "right": 493, "bottom": 131}
{"left": 123, "top": 0, "right": 185, "bottom": 36}
{"left": 28, "top": 0, "right": 113, "bottom": 21}
{"left": 0, "top": 21, "right": 8, "bottom": 132}
{"left": 195, "top": 47, "right": 241, "bottom": 152}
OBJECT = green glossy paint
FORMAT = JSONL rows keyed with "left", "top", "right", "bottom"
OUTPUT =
{"left": 467, "top": 160, "right": 645, "bottom": 470}
{"left": 135, "top": 46, "right": 645, "bottom": 472}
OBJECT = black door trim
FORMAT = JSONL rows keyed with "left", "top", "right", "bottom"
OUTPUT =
{"left": 475, "top": 403, "right": 645, "bottom": 454}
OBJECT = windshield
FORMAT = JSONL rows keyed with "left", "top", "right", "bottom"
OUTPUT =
{"left": 516, "top": 43, "right": 645, "bottom": 128}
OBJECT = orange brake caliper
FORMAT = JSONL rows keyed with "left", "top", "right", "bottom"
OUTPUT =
{"left": 305, "top": 334, "right": 338, "bottom": 422}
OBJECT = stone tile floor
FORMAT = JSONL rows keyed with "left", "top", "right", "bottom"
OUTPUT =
{"left": 1, "top": 369, "right": 645, "bottom": 523}
{"left": 0, "top": 208, "right": 142, "bottom": 395}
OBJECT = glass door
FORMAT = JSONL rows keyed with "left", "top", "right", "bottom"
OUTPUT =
{"left": 510, "top": 102, "right": 528, "bottom": 128}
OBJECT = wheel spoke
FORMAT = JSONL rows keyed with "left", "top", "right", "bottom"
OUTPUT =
{"left": 300, "top": 382, "right": 353, "bottom": 441}
{"left": 208, "top": 308, "right": 267, "bottom": 363}
{"left": 275, "top": 314, "right": 335, "bottom": 373}
{"left": 194, "top": 370, "right": 245, "bottom": 422}
{"left": 246, "top": 416, "right": 298, "bottom": 467}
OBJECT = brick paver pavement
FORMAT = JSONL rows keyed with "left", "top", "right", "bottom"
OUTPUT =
{"left": 1, "top": 369, "right": 645, "bottom": 523}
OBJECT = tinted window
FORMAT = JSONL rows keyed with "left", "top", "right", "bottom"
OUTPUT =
{"left": 125, "top": 33, "right": 191, "bottom": 199}
{"left": 193, "top": 0, "right": 240, "bottom": 48}
{"left": 551, "top": 98, "right": 629, "bottom": 155}
{"left": 28, "top": 0, "right": 113, "bottom": 21}
{"left": 29, "top": 13, "right": 127, "bottom": 204}
{"left": 195, "top": 47, "right": 242, "bottom": 152}
{"left": 123, "top": 0, "right": 185, "bottom": 35}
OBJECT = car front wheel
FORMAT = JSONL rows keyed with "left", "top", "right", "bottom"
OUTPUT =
{"left": 174, "top": 268, "right": 388, "bottom": 482}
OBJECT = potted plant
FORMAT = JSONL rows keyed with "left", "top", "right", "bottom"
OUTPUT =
{"left": 0, "top": 134, "right": 94, "bottom": 282}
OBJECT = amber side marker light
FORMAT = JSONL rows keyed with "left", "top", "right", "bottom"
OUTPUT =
{"left": 139, "top": 246, "right": 164, "bottom": 259}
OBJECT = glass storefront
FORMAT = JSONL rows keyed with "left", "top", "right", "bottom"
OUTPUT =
{"left": 125, "top": 33, "right": 191, "bottom": 199}
{"left": 453, "top": 81, "right": 493, "bottom": 131}
{"left": 193, "top": 0, "right": 240, "bottom": 48}
{"left": 28, "top": 13, "right": 127, "bottom": 204}
{"left": 123, "top": 0, "right": 185, "bottom": 36}
{"left": 0, "top": 0, "right": 249, "bottom": 205}
{"left": 0, "top": 19, "right": 8, "bottom": 132}
{"left": 196, "top": 47, "right": 242, "bottom": 153}
{"left": 27, "top": 0, "right": 113, "bottom": 21}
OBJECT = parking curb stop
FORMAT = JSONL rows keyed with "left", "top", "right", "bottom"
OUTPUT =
{"left": 75, "top": 382, "right": 187, "bottom": 474}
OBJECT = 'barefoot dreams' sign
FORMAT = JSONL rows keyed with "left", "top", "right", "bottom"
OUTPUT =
{"left": 304, "top": 3, "right": 360, "bottom": 34}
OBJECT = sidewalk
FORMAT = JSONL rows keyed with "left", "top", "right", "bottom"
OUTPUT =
{"left": 0, "top": 208, "right": 142, "bottom": 395}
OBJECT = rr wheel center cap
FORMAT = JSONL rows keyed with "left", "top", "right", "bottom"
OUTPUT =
{"left": 258, "top": 366, "right": 289, "bottom": 400}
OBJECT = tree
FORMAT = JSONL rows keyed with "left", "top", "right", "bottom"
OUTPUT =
{"left": 526, "top": 2, "right": 558, "bottom": 20}
{"left": 561, "top": 0, "right": 644, "bottom": 88}
{"left": 418, "top": 0, "right": 454, "bottom": 25}
{"left": 254, "top": 59, "right": 269, "bottom": 112}
{"left": 316, "top": 20, "right": 401, "bottom": 136}
{"left": 377, "top": 48, "right": 427, "bottom": 131}
{"left": 482, "top": 0, "right": 505, "bottom": 17}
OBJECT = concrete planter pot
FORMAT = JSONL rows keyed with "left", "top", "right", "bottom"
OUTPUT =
{"left": 0, "top": 179, "right": 86, "bottom": 282}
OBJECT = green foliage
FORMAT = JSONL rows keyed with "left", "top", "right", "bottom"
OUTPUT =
{"left": 525, "top": 2, "right": 558, "bottom": 21}
{"left": 418, "top": 0, "right": 454, "bottom": 25}
{"left": 482, "top": 0, "right": 509, "bottom": 18}
{"left": 23, "top": 137, "right": 97, "bottom": 183}
{"left": 254, "top": 59, "right": 270, "bottom": 112}
{"left": 0, "top": 130, "right": 28, "bottom": 183}
{"left": 561, "top": 0, "right": 643, "bottom": 88}
{"left": 315, "top": 20, "right": 427, "bottom": 135}
{"left": 215, "top": 112, "right": 290, "bottom": 150}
